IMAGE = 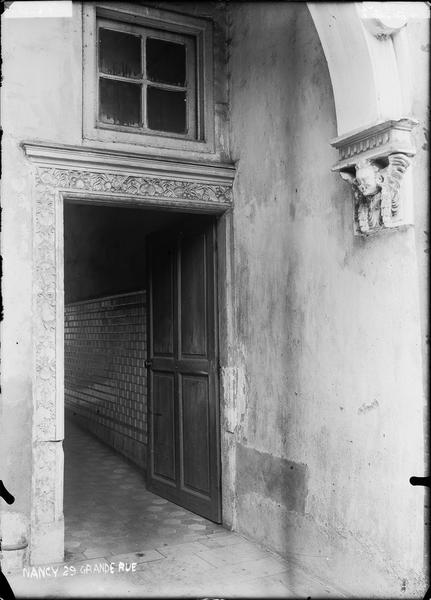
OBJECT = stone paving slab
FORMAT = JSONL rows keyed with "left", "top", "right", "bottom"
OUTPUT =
{"left": 155, "top": 540, "right": 209, "bottom": 558}
{"left": 195, "top": 541, "right": 270, "bottom": 567}
{"left": 196, "top": 532, "right": 245, "bottom": 548}
{"left": 83, "top": 546, "right": 114, "bottom": 559}
{"left": 109, "top": 550, "right": 165, "bottom": 564}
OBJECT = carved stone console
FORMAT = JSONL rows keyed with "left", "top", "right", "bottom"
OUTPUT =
{"left": 331, "top": 118, "right": 418, "bottom": 235}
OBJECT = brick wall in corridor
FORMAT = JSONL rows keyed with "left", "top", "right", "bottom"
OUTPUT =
{"left": 64, "top": 291, "right": 147, "bottom": 469}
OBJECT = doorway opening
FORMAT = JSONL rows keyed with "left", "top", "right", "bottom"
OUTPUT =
{"left": 62, "top": 201, "right": 222, "bottom": 561}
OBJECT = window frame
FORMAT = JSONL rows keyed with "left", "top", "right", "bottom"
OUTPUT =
{"left": 97, "top": 19, "right": 197, "bottom": 138}
{"left": 83, "top": 2, "right": 215, "bottom": 154}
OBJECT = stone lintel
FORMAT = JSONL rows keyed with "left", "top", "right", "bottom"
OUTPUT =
{"left": 21, "top": 141, "right": 236, "bottom": 187}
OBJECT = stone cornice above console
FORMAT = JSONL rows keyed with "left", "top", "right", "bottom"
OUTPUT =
{"left": 330, "top": 118, "right": 418, "bottom": 171}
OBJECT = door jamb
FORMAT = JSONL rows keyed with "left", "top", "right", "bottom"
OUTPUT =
{"left": 22, "top": 142, "right": 235, "bottom": 565}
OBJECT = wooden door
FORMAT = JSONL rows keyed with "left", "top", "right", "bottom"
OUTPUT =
{"left": 146, "top": 220, "right": 221, "bottom": 522}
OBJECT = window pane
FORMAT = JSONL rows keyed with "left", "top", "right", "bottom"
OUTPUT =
{"left": 147, "top": 87, "right": 186, "bottom": 134}
{"left": 99, "top": 78, "right": 141, "bottom": 126}
{"left": 99, "top": 28, "right": 141, "bottom": 78}
{"left": 146, "top": 38, "right": 186, "bottom": 86}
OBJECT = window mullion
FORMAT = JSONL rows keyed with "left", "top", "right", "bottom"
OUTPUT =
{"left": 146, "top": 82, "right": 187, "bottom": 92}
{"left": 142, "top": 33, "right": 147, "bottom": 129}
{"left": 186, "top": 38, "right": 196, "bottom": 139}
{"left": 99, "top": 73, "right": 142, "bottom": 84}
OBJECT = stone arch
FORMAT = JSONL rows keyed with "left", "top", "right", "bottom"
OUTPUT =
{"left": 307, "top": 2, "right": 421, "bottom": 236}
{"left": 307, "top": 2, "right": 409, "bottom": 136}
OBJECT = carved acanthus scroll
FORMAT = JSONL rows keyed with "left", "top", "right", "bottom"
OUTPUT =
{"left": 35, "top": 168, "right": 233, "bottom": 204}
{"left": 340, "top": 154, "right": 410, "bottom": 235}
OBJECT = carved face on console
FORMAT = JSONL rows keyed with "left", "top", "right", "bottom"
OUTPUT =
{"left": 355, "top": 160, "right": 383, "bottom": 196}
{"left": 339, "top": 152, "right": 411, "bottom": 235}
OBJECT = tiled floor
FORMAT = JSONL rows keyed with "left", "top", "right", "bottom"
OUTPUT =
{"left": 63, "top": 419, "right": 221, "bottom": 561}
{"left": 9, "top": 420, "right": 344, "bottom": 597}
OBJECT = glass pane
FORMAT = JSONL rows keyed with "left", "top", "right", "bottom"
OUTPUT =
{"left": 147, "top": 87, "right": 186, "bottom": 134}
{"left": 146, "top": 38, "right": 186, "bottom": 86}
{"left": 99, "top": 78, "right": 141, "bottom": 126}
{"left": 99, "top": 28, "right": 141, "bottom": 78}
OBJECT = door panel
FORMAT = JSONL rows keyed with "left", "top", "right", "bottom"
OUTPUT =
{"left": 180, "top": 232, "right": 207, "bottom": 357}
{"left": 147, "top": 219, "right": 221, "bottom": 522}
{"left": 152, "top": 372, "right": 176, "bottom": 483}
{"left": 152, "top": 242, "right": 175, "bottom": 357}
{"left": 181, "top": 374, "right": 210, "bottom": 496}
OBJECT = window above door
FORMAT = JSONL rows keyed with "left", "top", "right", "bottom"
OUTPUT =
{"left": 83, "top": 3, "right": 215, "bottom": 154}
{"left": 98, "top": 20, "right": 196, "bottom": 137}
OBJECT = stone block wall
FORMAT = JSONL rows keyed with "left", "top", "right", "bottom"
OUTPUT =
{"left": 64, "top": 291, "right": 147, "bottom": 469}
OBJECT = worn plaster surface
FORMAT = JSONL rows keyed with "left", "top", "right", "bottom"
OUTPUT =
{"left": 227, "top": 3, "right": 427, "bottom": 596}
{"left": 0, "top": 1, "right": 83, "bottom": 539}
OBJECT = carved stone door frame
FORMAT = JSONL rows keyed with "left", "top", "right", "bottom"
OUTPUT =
{"left": 22, "top": 141, "right": 235, "bottom": 565}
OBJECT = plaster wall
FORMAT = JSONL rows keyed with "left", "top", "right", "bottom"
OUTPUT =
{"left": 0, "top": 3, "right": 83, "bottom": 555}
{"left": 228, "top": 3, "right": 427, "bottom": 596}
{"left": 407, "top": 18, "right": 430, "bottom": 430}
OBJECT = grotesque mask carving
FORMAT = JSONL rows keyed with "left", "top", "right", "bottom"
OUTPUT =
{"left": 355, "top": 160, "right": 384, "bottom": 196}
{"left": 340, "top": 154, "right": 410, "bottom": 235}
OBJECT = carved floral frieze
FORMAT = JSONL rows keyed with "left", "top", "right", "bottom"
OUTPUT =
{"left": 33, "top": 172, "right": 58, "bottom": 441}
{"left": 36, "top": 167, "right": 233, "bottom": 205}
